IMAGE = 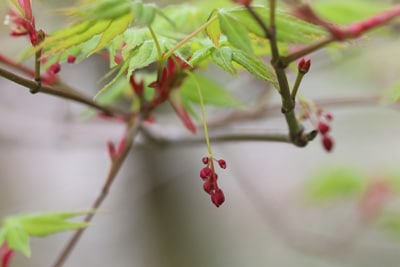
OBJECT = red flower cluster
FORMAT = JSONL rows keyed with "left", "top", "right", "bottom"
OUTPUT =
{"left": 200, "top": 156, "right": 226, "bottom": 207}
{"left": 6, "top": 0, "right": 42, "bottom": 46}
{"left": 300, "top": 105, "right": 334, "bottom": 152}
{"left": 316, "top": 110, "right": 334, "bottom": 152}
{"left": 0, "top": 243, "right": 14, "bottom": 267}
{"left": 148, "top": 55, "right": 196, "bottom": 133}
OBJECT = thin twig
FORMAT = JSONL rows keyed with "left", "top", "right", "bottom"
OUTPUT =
{"left": 0, "top": 66, "right": 130, "bottom": 118}
{"left": 141, "top": 126, "right": 292, "bottom": 146}
{"left": 52, "top": 114, "right": 145, "bottom": 267}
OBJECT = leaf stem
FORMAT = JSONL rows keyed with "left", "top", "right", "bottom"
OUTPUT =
{"left": 164, "top": 15, "right": 218, "bottom": 60}
{"left": 186, "top": 71, "right": 212, "bottom": 155}
{"left": 148, "top": 25, "right": 165, "bottom": 82}
{"left": 291, "top": 72, "right": 304, "bottom": 101}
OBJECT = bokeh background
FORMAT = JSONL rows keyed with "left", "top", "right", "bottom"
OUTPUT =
{"left": 1, "top": 1, "right": 400, "bottom": 267}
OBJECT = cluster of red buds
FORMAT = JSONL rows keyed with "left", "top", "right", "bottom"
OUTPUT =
{"left": 300, "top": 104, "right": 334, "bottom": 152}
{"left": 316, "top": 109, "right": 334, "bottom": 152}
{"left": 200, "top": 156, "right": 226, "bottom": 207}
{"left": 5, "top": 0, "right": 42, "bottom": 46}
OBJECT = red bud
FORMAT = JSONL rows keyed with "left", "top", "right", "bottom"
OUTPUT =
{"left": 322, "top": 135, "right": 334, "bottom": 152}
{"left": 298, "top": 58, "right": 311, "bottom": 74}
{"left": 67, "top": 55, "right": 76, "bottom": 64}
{"left": 211, "top": 189, "right": 225, "bottom": 207}
{"left": 218, "top": 159, "right": 227, "bottom": 169}
{"left": 317, "top": 121, "right": 330, "bottom": 134}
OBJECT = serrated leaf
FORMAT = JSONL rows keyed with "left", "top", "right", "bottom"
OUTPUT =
{"left": 314, "top": 0, "right": 391, "bottom": 25}
{"left": 189, "top": 46, "right": 213, "bottom": 66}
{"left": 133, "top": 2, "right": 157, "bottom": 26}
{"left": 87, "top": 0, "right": 132, "bottom": 21}
{"left": 3, "top": 211, "right": 92, "bottom": 238}
{"left": 218, "top": 12, "right": 253, "bottom": 54}
{"left": 306, "top": 167, "right": 366, "bottom": 202}
{"left": 95, "top": 59, "right": 130, "bottom": 100}
{"left": 211, "top": 46, "right": 236, "bottom": 75}
{"left": 229, "top": 6, "right": 327, "bottom": 44}
{"left": 180, "top": 73, "right": 243, "bottom": 107}
{"left": 5, "top": 226, "right": 31, "bottom": 257}
{"left": 231, "top": 48, "right": 276, "bottom": 84}
{"left": 205, "top": 9, "right": 221, "bottom": 47}
{"left": 89, "top": 12, "right": 134, "bottom": 56}
{"left": 42, "top": 20, "right": 112, "bottom": 57}
{"left": 64, "top": 0, "right": 132, "bottom": 21}
{"left": 95, "top": 77, "right": 129, "bottom": 106}
{"left": 121, "top": 28, "right": 148, "bottom": 59}
{"left": 127, "top": 40, "right": 159, "bottom": 76}
{"left": 38, "top": 21, "right": 91, "bottom": 49}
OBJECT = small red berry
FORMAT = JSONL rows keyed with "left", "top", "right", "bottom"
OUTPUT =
{"left": 67, "top": 55, "right": 76, "bottom": 64}
{"left": 322, "top": 135, "right": 334, "bottom": 152}
{"left": 211, "top": 189, "right": 225, "bottom": 207}
{"left": 202, "top": 157, "right": 209, "bottom": 165}
{"left": 217, "top": 159, "right": 227, "bottom": 169}
{"left": 317, "top": 121, "right": 330, "bottom": 134}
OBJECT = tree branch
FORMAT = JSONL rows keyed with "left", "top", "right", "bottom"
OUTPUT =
{"left": 0, "top": 66, "right": 130, "bottom": 118}
{"left": 52, "top": 114, "right": 146, "bottom": 267}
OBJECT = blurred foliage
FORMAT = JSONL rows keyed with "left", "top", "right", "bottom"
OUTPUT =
{"left": 305, "top": 166, "right": 366, "bottom": 202}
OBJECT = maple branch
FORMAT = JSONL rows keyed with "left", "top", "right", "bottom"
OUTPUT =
{"left": 246, "top": 4, "right": 308, "bottom": 147}
{"left": 0, "top": 66, "right": 130, "bottom": 118}
{"left": 283, "top": 5, "right": 400, "bottom": 64}
{"left": 52, "top": 114, "right": 145, "bottom": 267}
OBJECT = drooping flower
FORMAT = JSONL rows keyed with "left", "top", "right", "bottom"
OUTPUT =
{"left": 200, "top": 156, "right": 227, "bottom": 207}
{"left": 5, "top": 0, "right": 42, "bottom": 45}
{"left": 149, "top": 55, "right": 196, "bottom": 133}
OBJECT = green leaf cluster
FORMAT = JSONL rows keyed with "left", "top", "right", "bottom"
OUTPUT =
{"left": 0, "top": 211, "right": 92, "bottom": 257}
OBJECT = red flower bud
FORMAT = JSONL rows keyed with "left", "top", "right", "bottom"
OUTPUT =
{"left": 67, "top": 55, "right": 76, "bottom": 64}
{"left": 200, "top": 167, "right": 212, "bottom": 180}
{"left": 202, "top": 157, "right": 209, "bottom": 165}
{"left": 298, "top": 58, "right": 311, "bottom": 74}
{"left": 322, "top": 135, "right": 334, "bottom": 152}
{"left": 217, "top": 159, "right": 227, "bottom": 169}
{"left": 324, "top": 112, "right": 333, "bottom": 121}
{"left": 203, "top": 181, "right": 214, "bottom": 194}
{"left": 211, "top": 189, "right": 225, "bottom": 207}
{"left": 47, "top": 62, "right": 61, "bottom": 75}
{"left": 317, "top": 121, "right": 330, "bottom": 134}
